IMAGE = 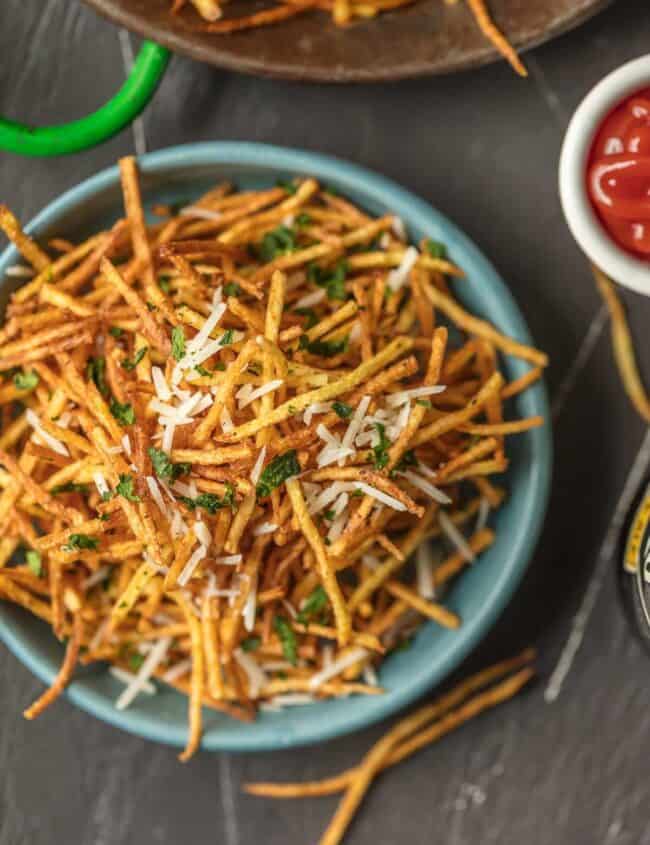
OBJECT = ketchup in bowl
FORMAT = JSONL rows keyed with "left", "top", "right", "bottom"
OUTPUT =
{"left": 587, "top": 88, "right": 650, "bottom": 259}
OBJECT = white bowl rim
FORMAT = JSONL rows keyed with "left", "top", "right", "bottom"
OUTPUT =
{"left": 559, "top": 54, "right": 650, "bottom": 295}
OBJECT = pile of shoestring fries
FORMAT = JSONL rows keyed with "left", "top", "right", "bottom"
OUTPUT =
{"left": 0, "top": 156, "right": 546, "bottom": 761}
{"left": 174, "top": 0, "right": 527, "bottom": 77}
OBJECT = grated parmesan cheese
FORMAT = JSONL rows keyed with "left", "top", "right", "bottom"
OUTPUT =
{"left": 400, "top": 469, "right": 452, "bottom": 505}
{"left": 385, "top": 384, "right": 446, "bottom": 407}
{"left": 309, "top": 647, "right": 369, "bottom": 689}
{"left": 110, "top": 666, "right": 157, "bottom": 695}
{"left": 387, "top": 246, "right": 418, "bottom": 292}
{"left": 25, "top": 409, "right": 69, "bottom": 457}
{"left": 294, "top": 288, "right": 326, "bottom": 309}
{"left": 354, "top": 482, "right": 407, "bottom": 512}
{"left": 439, "top": 510, "right": 475, "bottom": 562}
{"left": 234, "top": 648, "right": 268, "bottom": 698}
{"left": 250, "top": 446, "right": 267, "bottom": 485}
{"left": 177, "top": 544, "right": 208, "bottom": 587}
{"left": 114, "top": 636, "right": 171, "bottom": 710}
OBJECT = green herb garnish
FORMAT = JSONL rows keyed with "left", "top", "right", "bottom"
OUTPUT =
{"left": 171, "top": 325, "right": 186, "bottom": 361}
{"left": 296, "top": 586, "right": 328, "bottom": 625}
{"left": 308, "top": 260, "right": 348, "bottom": 301}
{"left": 148, "top": 447, "right": 190, "bottom": 482}
{"left": 129, "top": 653, "right": 145, "bottom": 671}
{"left": 256, "top": 450, "right": 300, "bottom": 499}
{"left": 25, "top": 549, "right": 42, "bottom": 577}
{"left": 121, "top": 347, "right": 148, "bottom": 371}
{"left": 415, "top": 399, "right": 432, "bottom": 408}
{"left": 158, "top": 275, "right": 172, "bottom": 294}
{"left": 295, "top": 213, "right": 311, "bottom": 227}
{"left": 294, "top": 307, "right": 318, "bottom": 329}
{"left": 51, "top": 482, "right": 90, "bottom": 496}
{"left": 372, "top": 423, "right": 391, "bottom": 470}
{"left": 86, "top": 357, "right": 108, "bottom": 396}
{"left": 300, "top": 336, "right": 348, "bottom": 358}
{"left": 223, "top": 282, "right": 241, "bottom": 298}
{"left": 180, "top": 484, "right": 235, "bottom": 515}
{"left": 64, "top": 534, "right": 99, "bottom": 552}
{"left": 241, "top": 636, "right": 261, "bottom": 653}
{"left": 219, "top": 328, "right": 234, "bottom": 346}
{"left": 274, "top": 616, "right": 297, "bottom": 665}
{"left": 109, "top": 326, "right": 124, "bottom": 338}
{"left": 109, "top": 398, "right": 135, "bottom": 426}
{"left": 424, "top": 239, "right": 447, "bottom": 260}
{"left": 13, "top": 370, "right": 39, "bottom": 391}
{"left": 259, "top": 226, "right": 296, "bottom": 262}
{"left": 276, "top": 179, "right": 298, "bottom": 195}
{"left": 116, "top": 474, "right": 141, "bottom": 502}
{"left": 332, "top": 401, "right": 353, "bottom": 419}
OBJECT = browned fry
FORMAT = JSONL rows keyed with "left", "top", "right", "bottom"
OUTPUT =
{"left": 196, "top": 2, "right": 315, "bottom": 32}
{"left": 466, "top": 0, "right": 527, "bottom": 77}
{"left": 0, "top": 205, "right": 51, "bottom": 271}
{"left": 593, "top": 264, "right": 650, "bottom": 423}
{"left": 172, "top": 590, "right": 204, "bottom": 762}
{"left": 101, "top": 259, "right": 170, "bottom": 354}
{"left": 24, "top": 612, "right": 83, "bottom": 720}
{"left": 384, "top": 581, "right": 460, "bottom": 629}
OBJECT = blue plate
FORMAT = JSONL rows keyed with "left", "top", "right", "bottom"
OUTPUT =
{"left": 0, "top": 143, "right": 551, "bottom": 752}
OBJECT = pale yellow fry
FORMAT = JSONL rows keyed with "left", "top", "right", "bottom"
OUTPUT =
{"left": 286, "top": 478, "right": 351, "bottom": 647}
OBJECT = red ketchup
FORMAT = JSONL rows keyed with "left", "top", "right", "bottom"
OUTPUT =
{"left": 587, "top": 87, "right": 650, "bottom": 259}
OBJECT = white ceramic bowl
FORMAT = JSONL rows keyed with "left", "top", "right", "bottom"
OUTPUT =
{"left": 559, "top": 54, "right": 650, "bottom": 295}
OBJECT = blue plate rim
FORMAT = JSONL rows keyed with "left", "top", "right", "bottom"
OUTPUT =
{"left": 0, "top": 142, "right": 552, "bottom": 752}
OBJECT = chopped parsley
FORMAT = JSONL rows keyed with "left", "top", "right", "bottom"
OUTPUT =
{"left": 300, "top": 335, "right": 349, "bottom": 358}
{"left": 13, "top": 370, "right": 39, "bottom": 391}
{"left": 116, "top": 474, "right": 141, "bottom": 502}
{"left": 294, "top": 307, "right": 318, "bottom": 329}
{"left": 171, "top": 325, "right": 186, "bottom": 361}
{"left": 109, "top": 326, "right": 124, "bottom": 338}
{"left": 219, "top": 328, "right": 234, "bottom": 346}
{"left": 415, "top": 399, "right": 432, "bottom": 408}
{"left": 259, "top": 226, "right": 297, "bottom": 262}
{"left": 241, "top": 636, "right": 261, "bottom": 653}
{"left": 256, "top": 450, "right": 300, "bottom": 499}
{"left": 109, "top": 398, "right": 135, "bottom": 426}
{"left": 129, "top": 653, "right": 145, "bottom": 671}
{"left": 393, "top": 449, "right": 417, "bottom": 475}
{"left": 372, "top": 423, "right": 391, "bottom": 470}
{"left": 158, "top": 275, "right": 172, "bottom": 294}
{"left": 121, "top": 347, "right": 148, "bottom": 371}
{"left": 223, "top": 282, "right": 241, "bottom": 298}
{"left": 148, "top": 447, "right": 190, "bottom": 482}
{"left": 86, "top": 357, "right": 108, "bottom": 396}
{"left": 51, "top": 482, "right": 90, "bottom": 496}
{"left": 332, "top": 401, "right": 353, "bottom": 419}
{"left": 296, "top": 586, "right": 328, "bottom": 625}
{"left": 64, "top": 534, "right": 99, "bottom": 552}
{"left": 308, "top": 260, "right": 348, "bottom": 301}
{"left": 25, "top": 549, "right": 42, "bottom": 577}
{"left": 180, "top": 484, "right": 235, "bottom": 515}
{"left": 424, "top": 239, "right": 447, "bottom": 260}
{"left": 274, "top": 616, "right": 297, "bottom": 666}
{"left": 145, "top": 301, "right": 157, "bottom": 313}
{"left": 194, "top": 364, "right": 212, "bottom": 377}
{"left": 295, "top": 213, "right": 311, "bottom": 227}
{"left": 276, "top": 179, "right": 297, "bottom": 195}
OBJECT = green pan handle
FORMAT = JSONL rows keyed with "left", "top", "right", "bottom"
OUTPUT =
{"left": 0, "top": 41, "right": 170, "bottom": 157}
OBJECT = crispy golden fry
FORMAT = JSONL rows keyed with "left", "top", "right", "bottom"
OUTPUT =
{"left": 593, "top": 264, "right": 650, "bottom": 423}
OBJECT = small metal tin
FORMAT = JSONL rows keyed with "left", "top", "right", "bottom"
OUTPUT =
{"left": 620, "top": 480, "right": 650, "bottom": 652}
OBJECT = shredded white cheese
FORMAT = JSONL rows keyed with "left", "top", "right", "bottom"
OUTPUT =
{"left": 25, "top": 409, "right": 69, "bottom": 457}
{"left": 234, "top": 648, "right": 267, "bottom": 698}
{"left": 387, "top": 246, "right": 418, "bottom": 292}
{"left": 439, "top": 510, "right": 475, "bottom": 562}
{"left": 250, "top": 446, "right": 267, "bottom": 485}
{"left": 294, "top": 288, "right": 326, "bottom": 309}
{"left": 354, "top": 482, "right": 407, "bottom": 512}
{"left": 309, "top": 648, "right": 369, "bottom": 689}
{"left": 114, "top": 637, "right": 171, "bottom": 710}
{"left": 400, "top": 469, "right": 452, "bottom": 505}
{"left": 177, "top": 544, "right": 208, "bottom": 587}
{"left": 385, "top": 384, "right": 446, "bottom": 407}
{"left": 110, "top": 667, "right": 157, "bottom": 695}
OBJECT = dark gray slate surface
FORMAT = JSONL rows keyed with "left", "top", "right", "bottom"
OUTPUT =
{"left": 2, "top": 2, "right": 650, "bottom": 842}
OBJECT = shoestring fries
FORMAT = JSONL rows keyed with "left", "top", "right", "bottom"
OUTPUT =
{"left": 245, "top": 649, "right": 535, "bottom": 845}
{"left": 171, "top": 0, "right": 527, "bottom": 77}
{"left": 0, "top": 156, "right": 545, "bottom": 760}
